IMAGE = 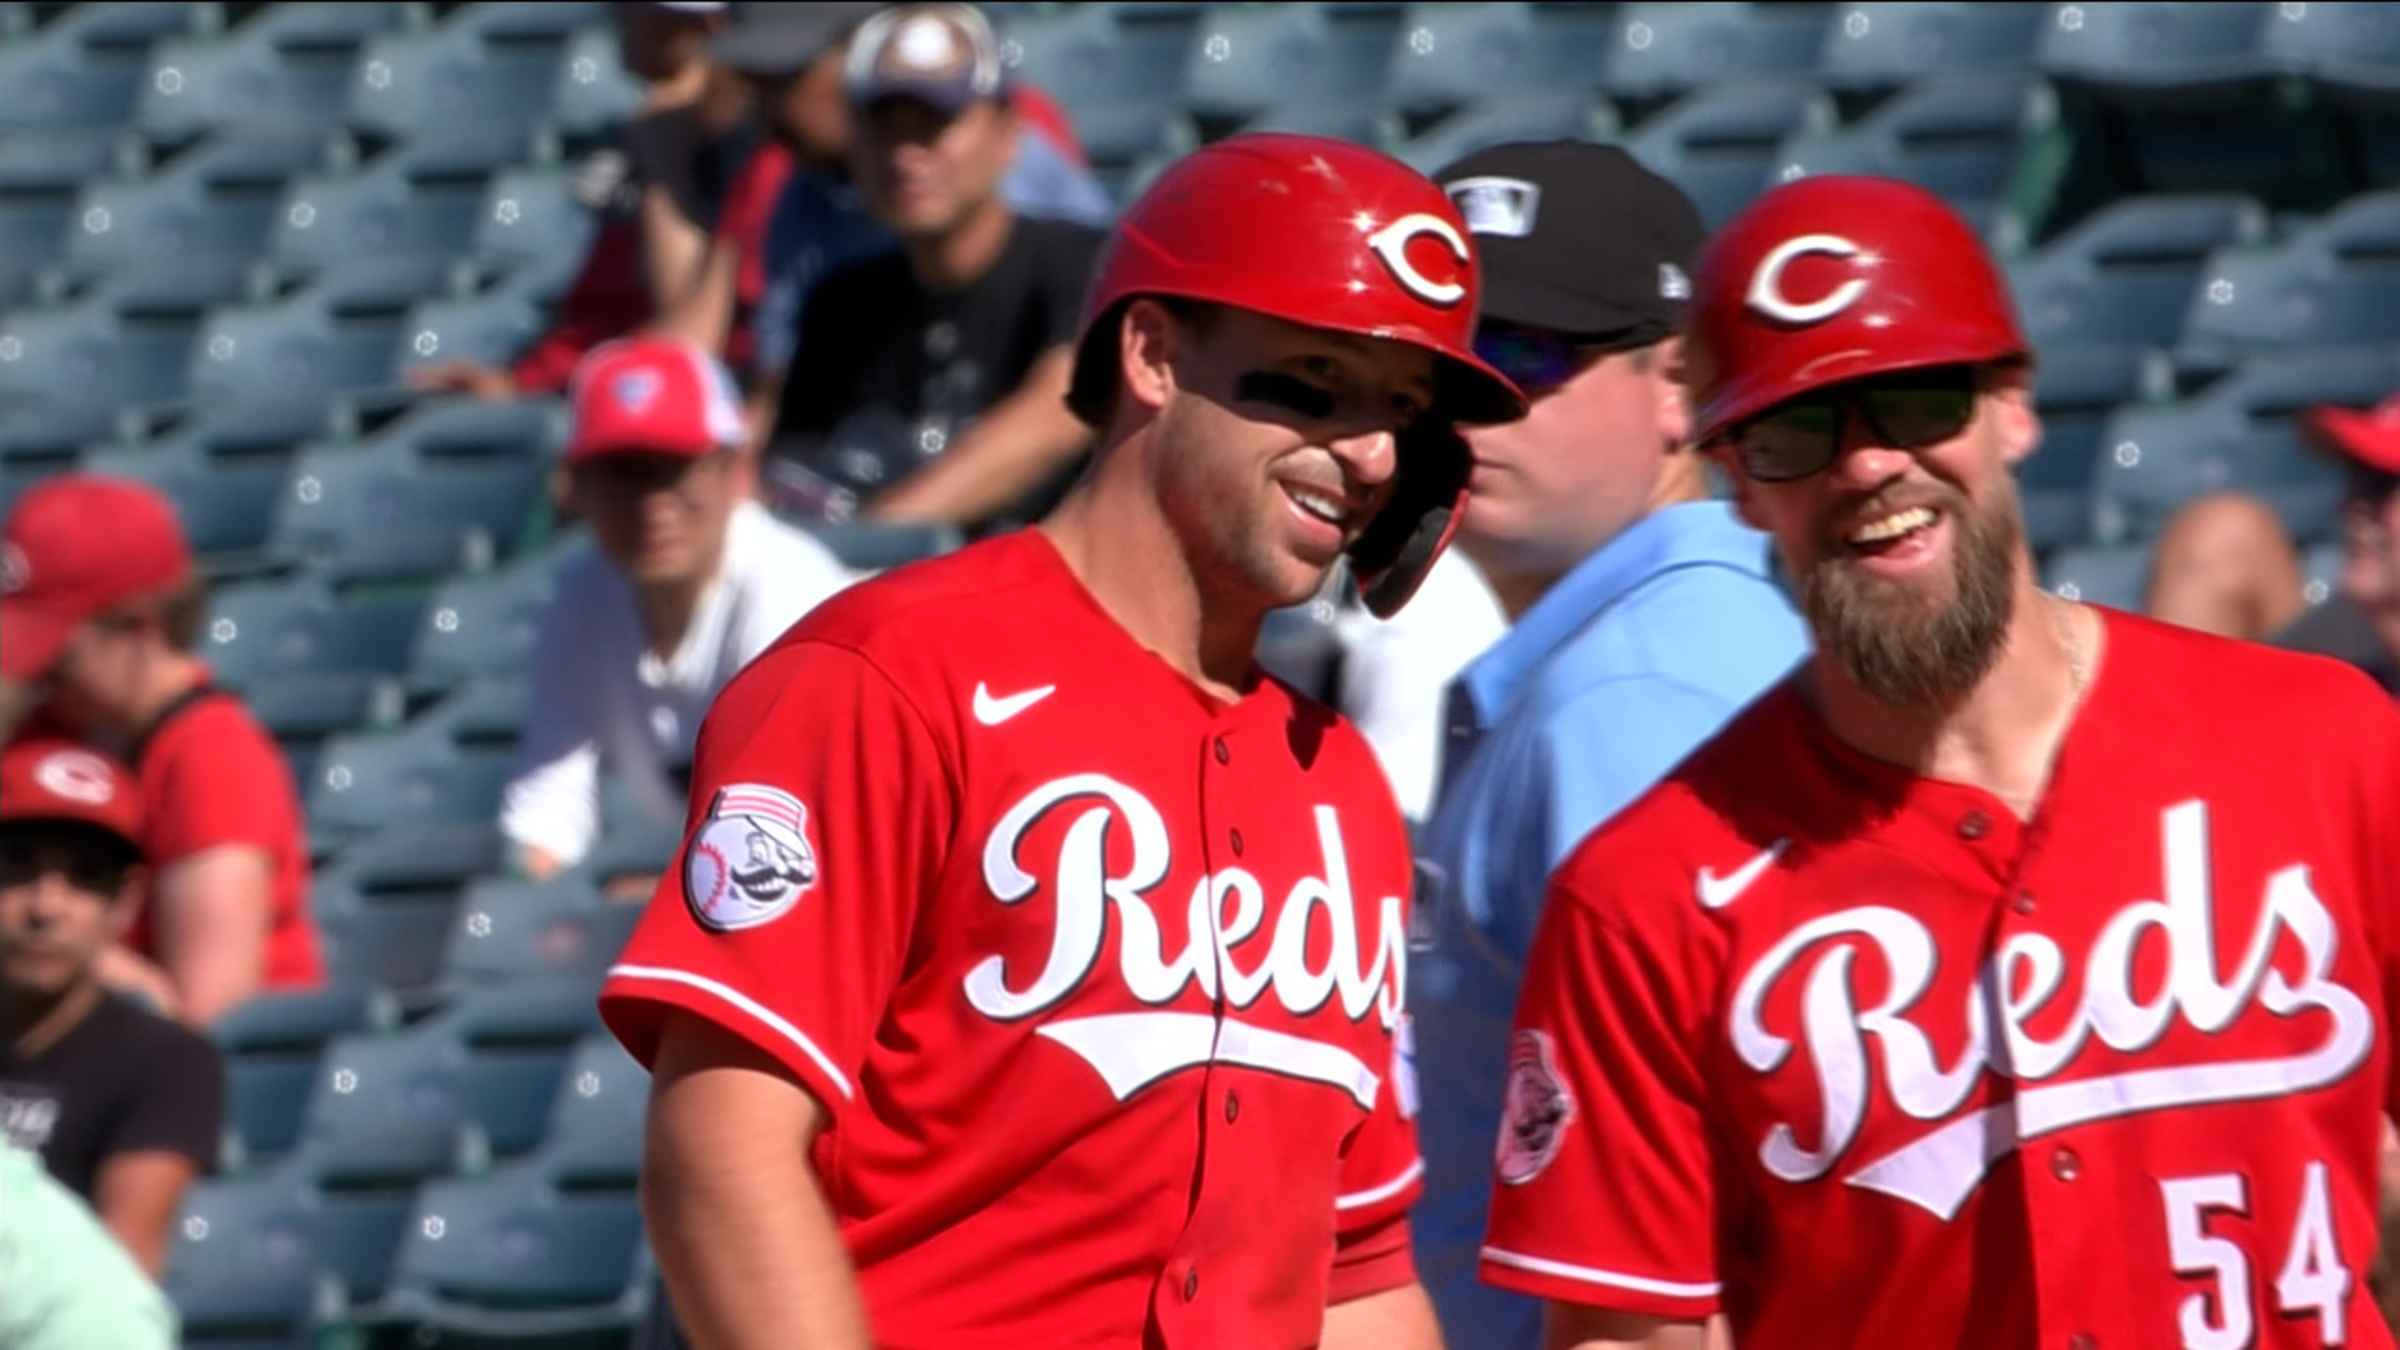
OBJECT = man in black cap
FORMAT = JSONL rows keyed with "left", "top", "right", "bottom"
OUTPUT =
{"left": 1407, "top": 142, "right": 1810, "bottom": 1347}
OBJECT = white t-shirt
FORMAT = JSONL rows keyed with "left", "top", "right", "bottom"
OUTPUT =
{"left": 1334, "top": 549, "right": 1509, "bottom": 823}
{"left": 500, "top": 500, "right": 855, "bottom": 866}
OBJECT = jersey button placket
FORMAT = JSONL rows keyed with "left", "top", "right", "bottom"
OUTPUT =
{"left": 1183, "top": 1266, "right": 1200, "bottom": 1301}
{"left": 2066, "top": 1335, "right": 2097, "bottom": 1350}
{"left": 1223, "top": 1090, "right": 1240, "bottom": 1124}
{"left": 2049, "top": 1146, "right": 2081, "bottom": 1182}
{"left": 1958, "top": 809, "right": 1993, "bottom": 841}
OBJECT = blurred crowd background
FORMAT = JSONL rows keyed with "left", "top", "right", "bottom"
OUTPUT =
{"left": 0, "top": 1, "right": 2395, "bottom": 1346}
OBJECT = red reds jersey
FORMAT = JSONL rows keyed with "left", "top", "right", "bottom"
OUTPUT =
{"left": 600, "top": 530, "right": 1425, "bottom": 1347}
{"left": 1482, "top": 610, "right": 2400, "bottom": 1349}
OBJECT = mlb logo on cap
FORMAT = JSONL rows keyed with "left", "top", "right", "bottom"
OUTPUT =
{"left": 1448, "top": 176, "right": 1541, "bottom": 240}
{"left": 566, "top": 337, "right": 746, "bottom": 464}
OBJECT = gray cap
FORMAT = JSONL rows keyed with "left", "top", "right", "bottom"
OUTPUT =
{"left": 843, "top": 3, "right": 1005, "bottom": 113}
{"left": 712, "top": 2, "right": 880, "bottom": 76}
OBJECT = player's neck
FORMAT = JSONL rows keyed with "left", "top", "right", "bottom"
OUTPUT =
{"left": 1039, "top": 471, "right": 1259, "bottom": 703}
{"left": 1809, "top": 576, "right": 2102, "bottom": 820}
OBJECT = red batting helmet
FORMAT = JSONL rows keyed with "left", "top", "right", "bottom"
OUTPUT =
{"left": 1068, "top": 132, "right": 1527, "bottom": 618}
{"left": 1685, "top": 175, "right": 2028, "bottom": 447}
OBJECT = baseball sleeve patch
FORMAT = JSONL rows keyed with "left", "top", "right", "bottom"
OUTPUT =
{"left": 1497, "top": 1028, "right": 1576, "bottom": 1186}
{"left": 685, "top": 783, "right": 820, "bottom": 932}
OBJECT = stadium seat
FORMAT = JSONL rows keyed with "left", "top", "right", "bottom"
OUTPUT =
{"left": 292, "top": 983, "right": 596, "bottom": 1182}
{"left": 1179, "top": 4, "right": 1399, "bottom": 130}
{"left": 264, "top": 440, "right": 544, "bottom": 584}
{"left": 0, "top": 126, "right": 123, "bottom": 189}
{"left": 1237, "top": 100, "right": 1400, "bottom": 148}
{"left": 454, "top": 1, "right": 612, "bottom": 41}
{"left": 0, "top": 1, "right": 210, "bottom": 133}
{"left": 234, "top": 668, "right": 406, "bottom": 785}
{"left": 468, "top": 163, "right": 596, "bottom": 302}
{"left": 263, "top": 154, "right": 491, "bottom": 307}
{"left": 163, "top": 1166, "right": 336, "bottom": 1348}
{"left": 439, "top": 875, "right": 637, "bottom": 991}
{"left": 2037, "top": 1, "right": 2272, "bottom": 86}
{"left": 1001, "top": 4, "right": 1199, "bottom": 165}
{"left": 2022, "top": 346, "right": 2173, "bottom": 552}
{"left": 201, "top": 574, "right": 426, "bottom": 688}
{"left": 346, "top": 20, "right": 562, "bottom": 172}
{"left": 48, "top": 130, "right": 327, "bottom": 304}
{"left": 1768, "top": 73, "right": 2033, "bottom": 233}
{"left": 1392, "top": 94, "right": 1618, "bottom": 177}
{"left": 1620, "top": 79, "right": 1839, "bottom": 228}
{"left": 1385, "top": 2, "right": 1618, "bottom": 117}
{"left": 311, "top": 827, "right": 499, "bottom": 994}
{"left": 1599, "top": 3, "right": 1835, "bottom": 108}
{"left": 381, "top": 1165, "right": 649, "bottom": 1336}
{"left": 2300, "top": 538, "right": 2344, "bottom": 607}
{"left": 1815, "top": 1, "right": 2048, "bottom": 94}
{"left": 0, "top": 296, "right": 196, "bottom": 456}
{"left": 212, "top": 986, "right": 400, "bottom": 1165}
{"left": 2177, "top": 192, "right": 2400, "bottom": 373}
{"left": 407, "top": 540, "right": 568, "bottom": 694}
{"left": 2007, "top": 192, "right": 2269, "bottom": 348}
{"left": 550, "top": 22, "right": 644, "bottom": 144}
{"left": 391, "top": 290, "right": 548, "bottom": 382}
{"left": 305, "top": 688, "right": 525, "bottom": 842}
{"left": 2042, "top": 541, "right": 2152, "bottom": 610}
{"left": 796, "top": 518, "right": 965, "bottom": 572}
{"left": 2088, "top": 347, "right": 2400, "bottom": 545}
{"left": 80, "top": 432, "right": 289, "bottom": 568}
{"left": 542, "top": 1035, "right": 648, "bottom": 1189}
{"left": 2267, "top": 0, "right": 2400, "bottom": 191}
{"left": 135, "top": 2, "right": 406, "bottom": 144}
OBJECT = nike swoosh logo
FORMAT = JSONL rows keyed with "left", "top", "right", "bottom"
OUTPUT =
{"left": 973, "top": 681, "right": 1056, "bottom": 726}
{"left": 1696, "top": 839, "right": 1789, "bottom": 911}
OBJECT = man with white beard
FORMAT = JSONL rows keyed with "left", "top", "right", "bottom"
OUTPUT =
{"left": 1479, "top": 175, "right": 2400, "bottom": 1350}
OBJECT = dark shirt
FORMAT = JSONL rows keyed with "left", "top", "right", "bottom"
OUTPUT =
{"left": 2275, "top": 594, "right": 2399, "bottom": 693}
{"left": 768, "top": 215, "right": 1104, "bottom": 528}
{"left": 0, "top": 994, "right": 224, "bottom": 1200}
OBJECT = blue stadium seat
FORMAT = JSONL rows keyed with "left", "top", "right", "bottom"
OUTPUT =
{"left": 1001, "top": 3, "right": 1197, "bottom": 165}
{"left": 0, "top": 296, "right": 196, "bottom": 457}
{"left": 0, "top": 2, "right": 210, "bottom": 132}
{"left": 135, "top": 3, "right": 406, "bottom": 144}
{"left": 2088, "top": 348, "right": 2400, "bottom": 545}
{"left": 1815, "top": 2, "right": 2048, "bottom": 93}
{"left": 1620, "top": 80, "right": 1839, "bottom": 228}
{"left": 439, "top": 876, "right": 637, "bottom": 991}
{"left": 2177, "top": 192, "right": 2400, "bottom": 372}
{"left": 2023, "top": 346, "right": 2173, "bottom": 552}
{"left": 392, "top": 290, "right": 548, "bottom": 382}
{"left": 454, "top": 1, "right": 612, "bottom": 41}
{"left": 1769, "top": 73, "right": 2032, "bottom": 233}
{"left": 0, "top": 126, "right": 123, "bottom": 189}
{"left": 2043, "top": 541, "right": 2152, "bottom": 609}
{"left": 380, "top": 1164, "right": 649, "bottom": 1337}
{"left": 1385, "top": 3, "right": 1618, "bottom": 115}
{"left": 211, "top": 986, "right": 399, "bottom": 1165}
{"left": 176, "top": 286, "right": 407, "bottom": 443}
{"left": 550, "top": 22, "right": 644, "bottom": 143}
{"left": 163, "top": 1167, "right": 336, "bottom": 1348}
{"left": 1392, "top": 94, "right": 1618, "bottom": 177}
{"left": 346, "top": 18, "right": 564, "bottom": 172}
{"left": 2267, "top": 2, "right": 2400, "bottom": 190}
{"left": 305, "top": 685, "right": 527, "bottom": 842}
{"left": 234, "top": 669, "right": 406, "bottom": 786}
{"left": 1236, "top": 100, "right": 1399, "bottom": 148}
{"left": 407, "top": 538, "right": 568, "bottom": 694}
{"left": 796, "top": 518, "right": 965, "bottom": 572}
{"left": 201, "top": 574, "right": 426, "bottom": 687}
{"left": 2037, "top": 1, "right": 2271, "bottom": 86}
{"left": 2007, "top": 192, "right": 2269, "bottom": 348}
{"left": 263, "top": 154, "right": 491, "bottom": 307}
{"left": 1600, "top": 3, "right": 1835, "bottom": 106}
{"left": 469, "top": 164, "right": 597, "bottom": 302}
{"left": 1180, "top": 4, "right": 1399, "bottom": 128}
{"left": 542, "top": 1035, "right": 648, "bottom": 1189}
{"left": 265, "top": 439, "right": 544, "bottom": 584}
{"left": 310, "top": 823, "right": 503, "bottom": 992}
{"left": 48, "top": 131, "right": 327, "bottom": 304}
{"left": 80, "top": 431, "right": 289, "bottom": 568}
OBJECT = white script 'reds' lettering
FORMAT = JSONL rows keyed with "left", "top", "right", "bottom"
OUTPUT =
{"left": 1745, "top": 233, "right": 1867, "bottom": 325}
{"left": 1727, "top": 799, "right": 2373, "bottom": 1220}
{"left": 963, "top": 773, "right": 1407, "bottom": 1029}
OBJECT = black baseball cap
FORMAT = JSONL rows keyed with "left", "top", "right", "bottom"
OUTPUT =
{"left": 712, "top": 2, "right": 880, "bottom": 77}
{"left": 1437, "top": 141, "right": 1704, "bottom": 348}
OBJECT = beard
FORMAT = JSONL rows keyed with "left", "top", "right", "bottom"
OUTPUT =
{"left": 1800, "top": 480, "right": 2021, "bottom": 709}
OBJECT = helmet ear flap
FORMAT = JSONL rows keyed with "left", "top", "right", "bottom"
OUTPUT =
{"left": 1348, "top": 421, "right": 1471, "bottom": 619}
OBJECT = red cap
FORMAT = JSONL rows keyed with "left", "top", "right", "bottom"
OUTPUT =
{"left": 1686, "top": 175, "right": 2028, "bottom": 445}
{"left": 2306, "top": 394, "right": 2400, "bottom": 475}
{"left": 1, "top": 475, "right": 193, "bottom": 681}
{"left": 0, "top": 738, "right": 144, "bottom": 847}
{"left": 565, "top": 336, "right": 747, "bottom": 464}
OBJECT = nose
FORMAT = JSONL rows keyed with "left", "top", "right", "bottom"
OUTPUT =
{"left": 1824, "top": 402, "right": 1915, "bottom": 490}
{"left": 21, "top": 870, "right": 75, "bottom": 923}
{"left": 1326, "top": 428, "right": 1398, "bottom": 494}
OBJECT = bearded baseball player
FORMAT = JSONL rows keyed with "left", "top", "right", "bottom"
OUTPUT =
{"left": 1479, "top": 174, "right": 2400, "bottom": 1350}
{"left": 599, "top": 132, "right": 1526, "bottom": 1348}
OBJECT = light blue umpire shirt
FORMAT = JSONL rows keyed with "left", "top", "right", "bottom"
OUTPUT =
{"left": 1410, "top": 499, "right": 1810, "bottom": 1347}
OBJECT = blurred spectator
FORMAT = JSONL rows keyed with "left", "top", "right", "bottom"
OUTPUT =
{"left": 1331, "top": 553, "right": 1507, "bottom": 822}
{"left": 2308, "top": 394, "right": 2400, "bottom": 690}
{"left": 501, "top": 338, "right": 854, "bottom": 881}
{"left": 1404, "top": 143, "right": 1808, "bottom": 1346}
{"left": 411, "top": 1, "right": 771, "bottom": 401}
{"left": 0, "top": 1144, "right": 178, "bottom": 1350}
{"left": 0, "top": 740, "right": 224, "bottom": 1278}
{"left": 0, "top": 478, "right": 322, "bottom": 1024}
{"left": 763, "top": 3, "right": 1106, "bottom": 531}
{"left": 2144, "top": 491, "right": 2306, "bottom": 639}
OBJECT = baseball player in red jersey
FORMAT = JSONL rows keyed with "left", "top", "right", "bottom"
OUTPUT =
{"left": 1479, "top": 174, "right": 2400, "bottom": 1350}
{"left": 598, "top": 132, "right": 1526, "bottom": 1348}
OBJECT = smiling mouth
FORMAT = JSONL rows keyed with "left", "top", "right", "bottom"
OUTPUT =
{"left": 1283, "top": 482, "right": 1353, "bottom": 531}
{"left": 1842, "top": 504, "right": 1941, "bottom": 554}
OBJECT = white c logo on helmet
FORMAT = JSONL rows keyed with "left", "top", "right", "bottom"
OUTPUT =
{"left": 1746, "top": 233, "right": 1868, "bottom": 325}
{"left": 1365, "top": 213, "right": 1470, "bottom": 308}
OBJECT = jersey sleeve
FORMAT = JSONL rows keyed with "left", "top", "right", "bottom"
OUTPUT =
{"left": 598, "top": 639, "right": 955, "bottom": 1130}
{"left": 1328, "top": 1009, "right": 1426, "bottom": 1301}
{"left": 144, "top": 704, "right": 296, "bottom": 864}
{"left": 1478, "top": 864, "right": 1722, "bottom": 1321}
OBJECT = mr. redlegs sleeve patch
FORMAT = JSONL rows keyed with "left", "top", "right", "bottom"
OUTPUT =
{"left": 685, "top": 782, "right": 820, "bottom": 931}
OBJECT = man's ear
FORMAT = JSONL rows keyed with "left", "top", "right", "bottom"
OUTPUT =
{"left": 1117, "top": 299, "right": 1183, "bottom": 416}
{"left": 1711, "top": 444, "right": 1770, "bottom": 531}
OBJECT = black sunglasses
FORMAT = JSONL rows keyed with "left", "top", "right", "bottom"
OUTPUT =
{"left": 1727, "top": 365, "right": 1983, "bottom": 483}
{"left": 1472, "top": 324, "right": 1610, "bottom": 398}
